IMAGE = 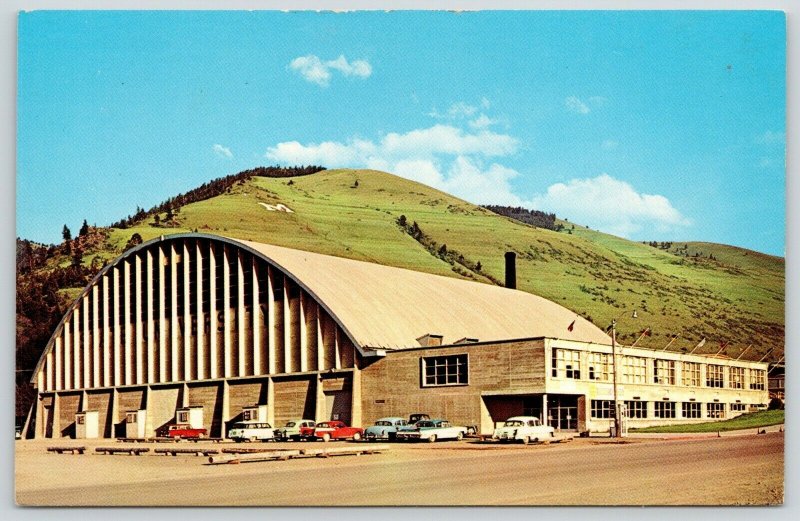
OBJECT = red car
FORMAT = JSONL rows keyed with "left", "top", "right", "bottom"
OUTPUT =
{"left": 312, "top": 421, "right": 363, "bottom": 442}
{"left": 158, "top": 424, "right": 207, "bottom": 439}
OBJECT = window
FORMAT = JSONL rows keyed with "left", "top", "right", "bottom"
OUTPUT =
{"left": 682, "top": 362, "right": 701, "bottom": 387}
{"left": 178, "top": 411, "right": 189, "bottom": 423}
{"left": 588, "top": 352, "right": 611, "bottom": 381}
{"left": 749, "top": 369, "right": 765, "bottom": 390}
{"left": 551, "top": 349, "right": 581, "bottom": 379}
{"left": 706, "top": 365, "right": 724, "bottom": 388}
{"left": 422, "top": 354, "right": 468, "bottom": 386}
{"left": 707, "top": 402, "right": 725, "bottom": 419}
{"left": 653, "top": 359, "right": 675, "bottom": 385}
{"left": 591, "top": 400, "right": 615, "bottom": 419}
{"left": 730, "top": 403, "right": 746, "bottom": 412}
{"left": 682, "top": 402, "right": 701, "bottom": 418}
{"left": 126, "top": 412, "right": 137, "bottom": 423}
{"left": 625, "top": 400, "right": 648, "bottom": 419}
{"left": 654, "top": 401, "right": 676, "bottom": 419}
{"left": 242, "top": 410, "right": 253, "bottom": 421}
{"left": 729, "top": 367, "right": 744, "bottom": 389}
{"left": 623, "top": 356, "right": 647, "bottom": 384}
{"left": 76, "top": 415, "right": 85, "bottom": 425}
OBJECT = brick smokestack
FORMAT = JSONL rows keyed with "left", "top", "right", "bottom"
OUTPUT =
{"left": 504, "top": 251, "right": 517, "bottom": 289}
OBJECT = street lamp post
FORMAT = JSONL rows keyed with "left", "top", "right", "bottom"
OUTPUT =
{"left": 611, "top": 319, "right": 622, "bottom": 438}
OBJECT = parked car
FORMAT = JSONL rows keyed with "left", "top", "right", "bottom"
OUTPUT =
{"left": 407, "top": 413, "right": 430, "bottom": 424}
{"left": 395, "top": 419, "right": 467, "bottom": 442}
{"left": 228, "top": 421, "right": 276, "bottom": 442}
{"left": 492, "top": 416, "right": 555, "bottom": 444}
{"left": 275, "top": 419, "right": 316, "bottom": 441}
{"left": 313, "top": 421, "right": 364, "bottom": 442}
{"left": 364, "top": 417, "right": 408, "bottom": 441}
{"left": 157, "top": 424, "right": 208, "bottom": 439}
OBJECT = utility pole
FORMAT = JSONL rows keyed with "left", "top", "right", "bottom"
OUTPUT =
{"left": 611, "top": 319, "right": 622, "bottom": 438}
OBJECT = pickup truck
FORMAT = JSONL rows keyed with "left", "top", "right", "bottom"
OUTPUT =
{"left": 492, "top": 416, "right": 555, "bottom": 444}
{"left": 395, "top": 419, "right": 467, "bottom": 442}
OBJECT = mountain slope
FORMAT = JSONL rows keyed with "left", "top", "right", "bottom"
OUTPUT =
{"left": 88, "top": 168, "right": 783, "bottom": 361}
{"left": 14, "top": 169, "right": 777, "bottom": 364}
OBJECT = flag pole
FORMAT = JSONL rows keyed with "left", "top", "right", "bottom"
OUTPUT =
{"left": 662, "top": 333, "right": 680, "bottom": 351}
{"left": 631, "top": 328, "right": 650, "bottom": 347}
{"left": 689, "top": 337, "right": 706, "bottom": 355}
{"left": 735, "top": 344, "right": 753, "bottom": 360}
{"left": 714, "top": 342, "right": 729, "bottom": 356}
{"left": 758, "top": 348, "right": 775, "bottom": 363}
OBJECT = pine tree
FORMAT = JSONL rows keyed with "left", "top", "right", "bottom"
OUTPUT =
{"left": 79, "top": 219, "right": 89, "bottom": 236}
{"left": 62, "top": 225, "right": 72, "bottom": 242}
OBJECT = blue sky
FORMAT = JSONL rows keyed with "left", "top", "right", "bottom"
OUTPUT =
{"left": 17, "top": 10, "right": 785, "bottom": 255}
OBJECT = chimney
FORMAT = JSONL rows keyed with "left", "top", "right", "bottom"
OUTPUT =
{"left": 505, "top": 251, "right": 517, "bottom": 289}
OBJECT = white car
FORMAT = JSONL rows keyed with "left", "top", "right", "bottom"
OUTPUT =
{"left": 228, "top": 421, "right": 276, "bottom": 442}
{"left": 492, "top": 416, "right": 555, "bottom": 444}
{"left": 395, "top": 419, "right": 467, "bottom": 442}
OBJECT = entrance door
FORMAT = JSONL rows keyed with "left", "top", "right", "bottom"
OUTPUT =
{"left": 44, "top": 406, "right": 53, "bottom": 438}
{"left": 546, "top": 395, "right": 579, "bottom": 431}
{"left": 324, "top": 390, "right": 352, "bottom": 425}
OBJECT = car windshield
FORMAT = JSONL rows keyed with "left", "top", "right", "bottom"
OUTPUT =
{"left": 317, "top": 422, "right": 332, "bottom": 428}
{"left": 417, "top": 421, "right": 435, "bottom": 428}
{"left": 375, "top": 421, "right": 393, "bottom": 426}
{"left": 504, "top": 420, "right": 524, "bottom": 427}
{"left": 233, "top": 423, "right": 248, "bottom": 429}
{"left": 284, "top": 422, "right": 296, "bottom": 427}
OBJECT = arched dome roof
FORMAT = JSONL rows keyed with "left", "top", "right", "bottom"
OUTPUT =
{"left": 234, "top": 237, "right": 611, "bottom": 349}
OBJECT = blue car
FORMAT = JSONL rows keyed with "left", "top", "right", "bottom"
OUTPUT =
{"left": 364, "top": 417, "right": 408, "bottom": 441}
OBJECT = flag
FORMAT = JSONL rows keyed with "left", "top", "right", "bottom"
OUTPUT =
{"left": 695, "top": 338, "right": 706, "bottom": 349}
{"left": 567, "top": 320, "right": 575, "bottom": 332}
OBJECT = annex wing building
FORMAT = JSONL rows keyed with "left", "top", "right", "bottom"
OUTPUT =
{"left": 26, "top": 233, "right": 769, "bottom": 439}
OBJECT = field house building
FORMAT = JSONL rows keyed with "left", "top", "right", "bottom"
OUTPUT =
{"left": 25, "top": 233, "right": 769, "bottom": 439}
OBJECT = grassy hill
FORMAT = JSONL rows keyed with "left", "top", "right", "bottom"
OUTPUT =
{"left": 31, "top": 168, "right": 787, "bottom": 361}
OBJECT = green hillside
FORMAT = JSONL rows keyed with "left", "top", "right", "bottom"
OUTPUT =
{"left": 35, "top": 168, "right": 788, "bottom": 361}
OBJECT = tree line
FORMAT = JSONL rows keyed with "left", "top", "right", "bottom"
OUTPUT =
{"left": 483, "top": 205, "right": 560, "bottom": 231}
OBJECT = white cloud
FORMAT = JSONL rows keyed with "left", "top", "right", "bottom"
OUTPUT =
{"left": 266, "top": 125, "right": 518, "bottom": 167}
{"left": 754, "top": 130, "right": 785, "bottom": 145}
{"left": 265, "top": 124, "right": 522, "bottom": 205}
{"left": 565, "top": 96, "right": 590, "bottom": 114}
{"left": 447, "top": 101, "right": 478, "bottom": 118}
{"left": 601, "top": 139, "right": 619, "bottom": 150}
{"left": 428, "top": 99, "right": 495, "bottom": 122}
{"left": 290, "top": 54, "right": 372, "bottom": 86}
{"left": 469, "top": 114, "right": 497, "bottom": 129}
{"left": 588, "top": 96, "right": 608, "bottom": 107}
{"left": 212, "top": 144, "right": 233, "bottom": 159}
{"left": 530, "top": 174, "right": 691, "bottom": 237}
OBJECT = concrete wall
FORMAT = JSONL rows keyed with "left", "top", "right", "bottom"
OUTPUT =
{"left": 228, "top": 380, "right": 267, "bottom": 424}
{"left": 147, "top": 386, "right": 182, "bottom": 436}
{"left": 57, "top": 392, "right": 82, "bottom": 438}
{"left": 273, "top": 376, "right": 315, "bottom": 426}
{"left": 187, "top": 382, "right": 223, "bottom": 436}
{"left": 86, "top": 390, "right": 113, "bottom": 438}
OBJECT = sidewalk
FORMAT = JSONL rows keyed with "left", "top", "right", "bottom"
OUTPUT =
{"left": 624, "top": 423, "right": 784, "bottom": 440}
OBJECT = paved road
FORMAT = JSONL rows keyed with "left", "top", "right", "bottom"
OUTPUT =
{"left": 16, "top": 433, "right": 783, "bottom": 506}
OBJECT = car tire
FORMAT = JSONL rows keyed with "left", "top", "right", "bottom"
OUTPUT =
{"left": 428, "top": 434, "right": 437, "bottom": 443}
{"left": 322, "top": 433, "right": 331, "bottom": 442}
{"left": 522, "top": 436, "right": 530, "bottom": 445}
{"left": 352, "top": 432, "right": 362, "bottom": 441}
{"left": 456, "top": 432, "right": 464, "bottom": 441}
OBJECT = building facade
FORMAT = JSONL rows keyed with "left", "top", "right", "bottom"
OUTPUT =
{"left": 25, "top": 233, "right": 769, "bottom": 439}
